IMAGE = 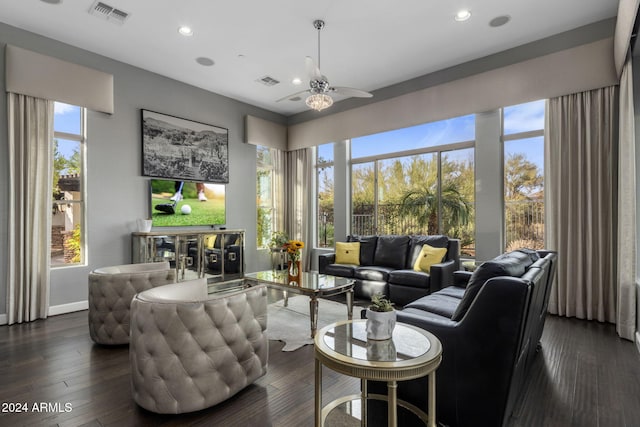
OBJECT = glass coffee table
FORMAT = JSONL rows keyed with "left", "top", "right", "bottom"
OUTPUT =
{"left": 244, "top": 270, "right": 355, "bottom": 338}
{"left": 314, "top": 319, "right": 442, "bottom": 427}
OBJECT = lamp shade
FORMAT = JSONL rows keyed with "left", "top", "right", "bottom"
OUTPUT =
{"left": 305, "top": 93, "right": 333, "bottom": 111}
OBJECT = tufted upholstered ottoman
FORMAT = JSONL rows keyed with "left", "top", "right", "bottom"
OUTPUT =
{"left": 129, "top": 279, "right": 268, "bottom": 414}
{"left": 88, "top": 261, "right": 176, "bottom": 345}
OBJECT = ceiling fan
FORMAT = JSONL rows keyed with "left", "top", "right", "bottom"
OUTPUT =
{"left": 277, "top": 19, "right": 373, "bottom": 111}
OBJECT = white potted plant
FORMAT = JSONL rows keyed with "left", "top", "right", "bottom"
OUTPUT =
{"left": 366, "top": 293, "right": 396, "bottom": 340}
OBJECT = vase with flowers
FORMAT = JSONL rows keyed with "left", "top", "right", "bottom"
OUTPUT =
{"left": 283, "top": 239, "right": 304, "bottom": 283}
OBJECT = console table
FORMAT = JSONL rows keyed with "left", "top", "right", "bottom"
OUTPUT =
{"left": 314, "top": 320, "right": 442, "bottom": 427}
{"left": 132, "top": 229, "right": 245, "bottom": 284}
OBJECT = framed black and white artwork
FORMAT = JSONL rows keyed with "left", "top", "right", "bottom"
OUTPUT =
{"left": 141, "top": 109, "right": 229, "bottom": 183}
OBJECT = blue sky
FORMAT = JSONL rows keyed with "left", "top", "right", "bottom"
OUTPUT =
{"left": 54, "top": 102, "right": 81, "bottom": 134}
{"left": 348, "top": 99, "right": 545, "bottom": 169}
{"left": 54, "top": 102, "right": 81, "bottom": 161}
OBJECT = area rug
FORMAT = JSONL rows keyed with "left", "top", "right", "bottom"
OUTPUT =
{"left": 267, "top": 295, "right": 351, "bottom": 351}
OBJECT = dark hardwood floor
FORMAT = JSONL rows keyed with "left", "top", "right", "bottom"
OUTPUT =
{"left": 1, "top": 301, "right": 639, "bottom": 427}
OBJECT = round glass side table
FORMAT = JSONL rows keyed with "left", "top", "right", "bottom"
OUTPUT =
{"left": 314, "top": 319, "right": 442, "bottom": 427}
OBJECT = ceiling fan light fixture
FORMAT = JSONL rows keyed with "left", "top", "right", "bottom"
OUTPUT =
{"left": 306, "top": 93, "right": 333, "bottom": 111}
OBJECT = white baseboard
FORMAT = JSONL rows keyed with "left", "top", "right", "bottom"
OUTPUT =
{"left": 48, "top": 300, "right": 88, "bottom": 317}
{"left": 0, "top": 301, "right": 87, "bottom": 326}
{"left": 636, "top": 331, "right": 640, "bottom": 355}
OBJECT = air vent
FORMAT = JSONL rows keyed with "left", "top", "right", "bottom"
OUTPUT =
{"left": 88, "top": 1, "right": 130, "bottom": 25}
{"left": 256, "top": 76, "right": 280, "bottom": 87}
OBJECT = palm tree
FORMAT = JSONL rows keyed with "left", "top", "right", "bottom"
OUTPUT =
{"left": 398, "top": 183, "right": 471, "bottom": 235}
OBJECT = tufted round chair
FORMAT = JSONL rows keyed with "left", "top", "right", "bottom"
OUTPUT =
{"left": 129, "top": 279, "right": 268, "bottom": 414}
{"left": 88, "top": 261, "right": 176, "bottom": 345}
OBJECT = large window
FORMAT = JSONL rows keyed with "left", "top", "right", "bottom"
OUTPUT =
{"left": 256, "top": 146, "right": 275, "bottom": 249}
{"left": 503, "top": 100, "right": 545, "bottom": 251}
{"left": 316, "top": 143, "right": 334, "bottom": 247}
{"left": 51, "top": 102, "right": 86, "bottom": 267}
{"left": 351, "top": 115, "right": 476, "bottom": 256}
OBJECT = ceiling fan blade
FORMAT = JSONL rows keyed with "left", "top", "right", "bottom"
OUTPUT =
{"left": 276, "top": 89, "right": 311, "bottom": 103}
{"left": 305, "top": 56, "right": 323, "bottom": 81}
{"left": 330, "top": 87, "right": 373, "bottom": 98}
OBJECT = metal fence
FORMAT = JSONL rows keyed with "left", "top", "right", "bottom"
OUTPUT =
{"left": 321, "top": 200, "right": 544, "bottom": 252}
{"left": 505, "top": 200, "right": 545, "bottom": 250}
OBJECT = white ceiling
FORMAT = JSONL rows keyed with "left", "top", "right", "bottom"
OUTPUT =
{"left": 0, "top": 0, "right": 619, "bottom": 116}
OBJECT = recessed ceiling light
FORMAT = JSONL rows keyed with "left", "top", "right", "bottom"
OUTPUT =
{"left": 489, "top": 15, "right": 511, "bottom": 28}
{"left": 455, "top": 9, "right": 471, "bottom": 22}
{"left": 178, "top": 26, "right": 193, "bottom": 36}
{"left": 40, "top": 0, "right": 62, "bottom": 4}
{"left": 292, "top": 78, "right": 302, "bottom": 85}
{"left": 195, "top": 57, "right": 214, "bottom": 66}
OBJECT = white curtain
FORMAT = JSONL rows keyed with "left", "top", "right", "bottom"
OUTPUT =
{"left": 546, "top": 86, "right": 617, "bottom": 323}
{"left": 272, "top": 147, "right": 285, "bottom": 236}
{"left": 284, "top": 148, "right": 313, "bottom": 270}
{"left": 616, "top": 55, "right": 637, "bottom": 340}
{"left": 6, "top": 93, "right": 54, "bottom": 324}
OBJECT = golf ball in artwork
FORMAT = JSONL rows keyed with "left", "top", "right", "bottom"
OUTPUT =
{"left": 181, "top": 204, "right": 192, "bottom": 215}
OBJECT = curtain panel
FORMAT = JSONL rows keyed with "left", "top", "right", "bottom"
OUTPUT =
{"left": 284, "top": 148, "right": 312, "bottom": 270}
{"left": 616, "top": 56, "right": 637, "bottom": 340}
{"left": 546, "top": 86, "right": 618, "bottom": 324}
{"left": 6, "top": 93, "right": 54, "bottom": 324}
{"left": 272, "top": 148, "right": 285, "bottom": 236}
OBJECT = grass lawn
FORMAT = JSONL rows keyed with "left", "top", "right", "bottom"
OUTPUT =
{"left": 151, "top": 196, "right": 225, "bottom": 226}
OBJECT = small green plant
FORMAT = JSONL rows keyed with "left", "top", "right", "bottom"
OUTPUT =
{"left": 369, "top": 293, "right": 394, "bottom": 312}
{"left": 269, "top": 231, "right": 289, "bottom": 248}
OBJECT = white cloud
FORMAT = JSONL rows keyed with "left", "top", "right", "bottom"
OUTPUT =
{"left": 54, "top": 102, "right": 75, "bottom": 115}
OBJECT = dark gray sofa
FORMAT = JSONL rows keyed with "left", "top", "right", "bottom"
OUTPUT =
{"left": 318, "top": 235, "right": 460, "bottom": 306}
{"left": 366, "top": 249, "right": 557, "bottom": 427}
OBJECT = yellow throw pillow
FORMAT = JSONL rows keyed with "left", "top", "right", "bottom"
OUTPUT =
{"left": 335, "top": 242, "right": 361, "bottom": 265}
{"left": 205, "top": 235, "right": 217, "bottom": 249}
{"left": 413, "top": 244, "right": 448, "bottom": 273}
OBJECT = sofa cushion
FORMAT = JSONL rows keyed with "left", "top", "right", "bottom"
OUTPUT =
{"left": 348, "top": 235, "right": 378, "bottom": 266}
{"left": 408, "top": 235, "right": 449, "bottom": 268}
{"left": 404, "top": 292, "right": 460, "bottom": 319}
{"left": 451, "top": 250, "right": 539, "bottom": 321}
{"left": 413, "top": 244, "right": 448, "bottom": 273}
{"left": 388, "top": 269, "right": 430, "bottom": 288}
{"left": 335, "top": 242, "right": 360, "bottom": 265}
{"left": 437, "top": 286, "right": 465, "bottom": 300}
{"left": 325, "top": 264, "right": 357, "bottom": 278}
{"left": 373, "top": 235, "right": 410, "bottom": 269}
{"left": 354, "top": 266, "right": 396, "bottom": 282}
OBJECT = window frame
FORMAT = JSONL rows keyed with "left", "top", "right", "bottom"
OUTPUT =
{"left": 315, "top": 143, "right": 335, "bottom": 248}
{"left": 51, "top": 104, "right": 87, "bottom": 268}
{"left": 256, "top": 145, "right": 275, "bottom": 249}
{"left": 350, "top": 139, "right": 475, "bottom": 236}
{"left": 501, "top": 100, "right": 546, "bottom": 252}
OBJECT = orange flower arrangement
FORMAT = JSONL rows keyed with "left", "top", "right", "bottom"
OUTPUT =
{"left": 283, "top": 239, "right": 304, "bottom": 263}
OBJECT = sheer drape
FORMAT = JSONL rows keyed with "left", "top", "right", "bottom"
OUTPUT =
{"left": 271, "top": 148, "right": 285, "bottom": 235}
{"left": 6, "top": 93, "right": 54, "bottom": 324}
{"left": 616, "top": 55, "right": 637, "bottom": 340}
{"left": 284, "top": 148, "right": 312, "bottom": 270}
{"left": 546, "top": 86, "right": 618, "bottom": 324}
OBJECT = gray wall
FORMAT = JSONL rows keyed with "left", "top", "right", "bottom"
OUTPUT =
{"left": 475, "top": 110, "right": 505, "bottom": 261}
{"left": 634, "top": 55, "right": 640, "bottom": 345}
{"left": 0, "top": 22, "right": 284, "bottom": 314}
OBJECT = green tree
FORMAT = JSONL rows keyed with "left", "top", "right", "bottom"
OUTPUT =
{"left": 317, "top": 165, "right": 334, "bottom": 247}
{"left": 398, "top": 182, "right": 472, "bottom": 235}
{"left": 505, "top": 153, "right": 543, "bottom": 200}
